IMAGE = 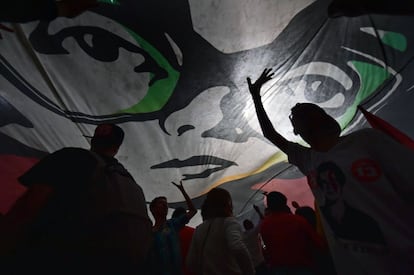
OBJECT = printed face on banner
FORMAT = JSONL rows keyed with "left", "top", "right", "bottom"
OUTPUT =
{"left": 0, "top": 0, "right": 411, "bottom": 202}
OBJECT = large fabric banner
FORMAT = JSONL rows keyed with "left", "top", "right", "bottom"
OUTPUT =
{"left": 1, "top": 0, "right": 414, "bottom": 223}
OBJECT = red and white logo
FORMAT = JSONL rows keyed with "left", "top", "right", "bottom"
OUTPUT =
{"left": 351, "top": 159, "right": 382, "bottom": 182}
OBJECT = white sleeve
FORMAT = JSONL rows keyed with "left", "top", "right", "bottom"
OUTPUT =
{"left": 287, "top": 142, "right": 312, "bottom": 175}
{"left": 224, "top": 218, "right": 255, "bottom": 275}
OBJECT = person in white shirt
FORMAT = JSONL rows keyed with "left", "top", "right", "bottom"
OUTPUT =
{"left": 246, "top": 68, "right": 414, "bottom": 275}
{"left": 187, "top": 188, "right": 255, "bottom": 275}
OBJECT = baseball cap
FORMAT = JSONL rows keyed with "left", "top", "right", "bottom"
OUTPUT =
{"left": 85, "top": 124, "right": 125, "bottom": 147}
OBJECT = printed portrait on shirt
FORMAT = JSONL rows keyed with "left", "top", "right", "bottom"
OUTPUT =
{"left": 316, "top": 161, "right": 385, "bottom": 244}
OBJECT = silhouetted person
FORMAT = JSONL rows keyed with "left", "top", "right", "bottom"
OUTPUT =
{"left": 292, "top": 201, "right": 337, "bottom": 275}
{"left": 260, "top": 191, "right": 325, "bottom": 275}
{"left": 247, "top": 68, "right": 414, "bottom": 274}
{"left": 187, "top": 188, "right": 255, "bottom": 275}
{"left": 172, "top": 207, "right": 195, "bottom": 275}
{"left": 150, "top": 181, "right": 197, "bottom": 275}
{"left": 292, "top": 201, "right": 317, "bottom": 229}
{"left": 0, "top": 123, "right": 152, "bottom": 275}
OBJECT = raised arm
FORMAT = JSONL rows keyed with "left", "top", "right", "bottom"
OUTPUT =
{"left": 247, "top": 68, "right": 290, "bottom": 153}
{"left": 171, "top": 180, "right": 197, "bottom": 220}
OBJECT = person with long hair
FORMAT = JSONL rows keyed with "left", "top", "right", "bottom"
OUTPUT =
{"left": 186, "top": 188, "right": 255, "bottom": 275}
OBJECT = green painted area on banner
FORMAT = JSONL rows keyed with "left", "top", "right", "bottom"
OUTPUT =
{"left": 381, "top": 32, "right": 407, "bottom": 52}
{"left": 117, "top": 29, "right": 180, "bottom": 114}
{"left": 339, "top": 61, "right": 391, "bottom": 129}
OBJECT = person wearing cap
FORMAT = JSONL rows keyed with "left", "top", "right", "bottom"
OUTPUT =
{"left": 246, "top": 68, "right": 414, "bottom": 274}
{"left": 0, "top": 123, "right": 152, "bottom": 275}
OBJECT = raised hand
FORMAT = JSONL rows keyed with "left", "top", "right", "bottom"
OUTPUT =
{"left": 172, "top": 180, "right": 197, "bottom": 219}
{"left": 171, "top": 180, "right": 185, "bottom": 191}
{"left": 246, "top": 67, "right": 290, "bottom": 153}
{"left": 246, "top": 68, "right": 275, "bottom": 98}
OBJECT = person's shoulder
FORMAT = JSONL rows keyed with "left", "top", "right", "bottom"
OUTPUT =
{"left": 52, "top": 147, "right": 94, "bottom": 160}
{"left": 287, "top": 141, "right": 310, "bottom": 150}
{"left": 349, "top": 127, "right": 384, "bottom": 138}
{"left": 337, "top": 128, "right": 374, "bottom": 145}
{"left": 168, "top": 215, "right": 188, "bottom": 226}
{"left": 270, "top": 212, "right": 301, "bottom": 223}
{"left": 346, "top": 128, "right": 401, "bottom": 146}
{"left": 211, "top": 217, "right": 238, "bottom": 229}
{"left": 27, "top": 147, "right": 94, "bottom": 168}
{"left": 54, "top": 147, "right": 90, "bottom": 154}
{"left": 19, "top": 147, "right": 97, "bottom": 187}
{"left": 286, "top": 141, "right": 313, "bottom": 161}
{"left": 195, "top": 220, "right": 208, "bottom": 230}
{"left": 290, "top": 213, "right": 310, "bottom": 224}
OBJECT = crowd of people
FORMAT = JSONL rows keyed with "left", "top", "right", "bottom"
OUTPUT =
{"left": 0, "top": 122, "right": 329, "bottom": 275}
{"left": 1, "top": 67, "right": 413, "bottom": 274}
{"left": 0, "top": 60, "right": 413, "bottom": 274}
{"left": 1, "top": 2, "right": 414, "bottom": 275}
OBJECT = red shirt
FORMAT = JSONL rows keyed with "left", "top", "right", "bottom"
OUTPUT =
{"left": 179, "top": 225, "right": 195, "bottom": 275}
{"left": 260, "top": 211, "right": 325, "bottom": 268}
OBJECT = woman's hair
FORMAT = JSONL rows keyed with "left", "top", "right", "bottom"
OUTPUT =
{"left": 201, "top": 188, "right": 232, "bottom": 220}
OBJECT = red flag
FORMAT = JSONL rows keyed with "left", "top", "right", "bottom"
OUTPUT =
{"left": 358, "top": 105, "right": 414, "bottom": 150}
